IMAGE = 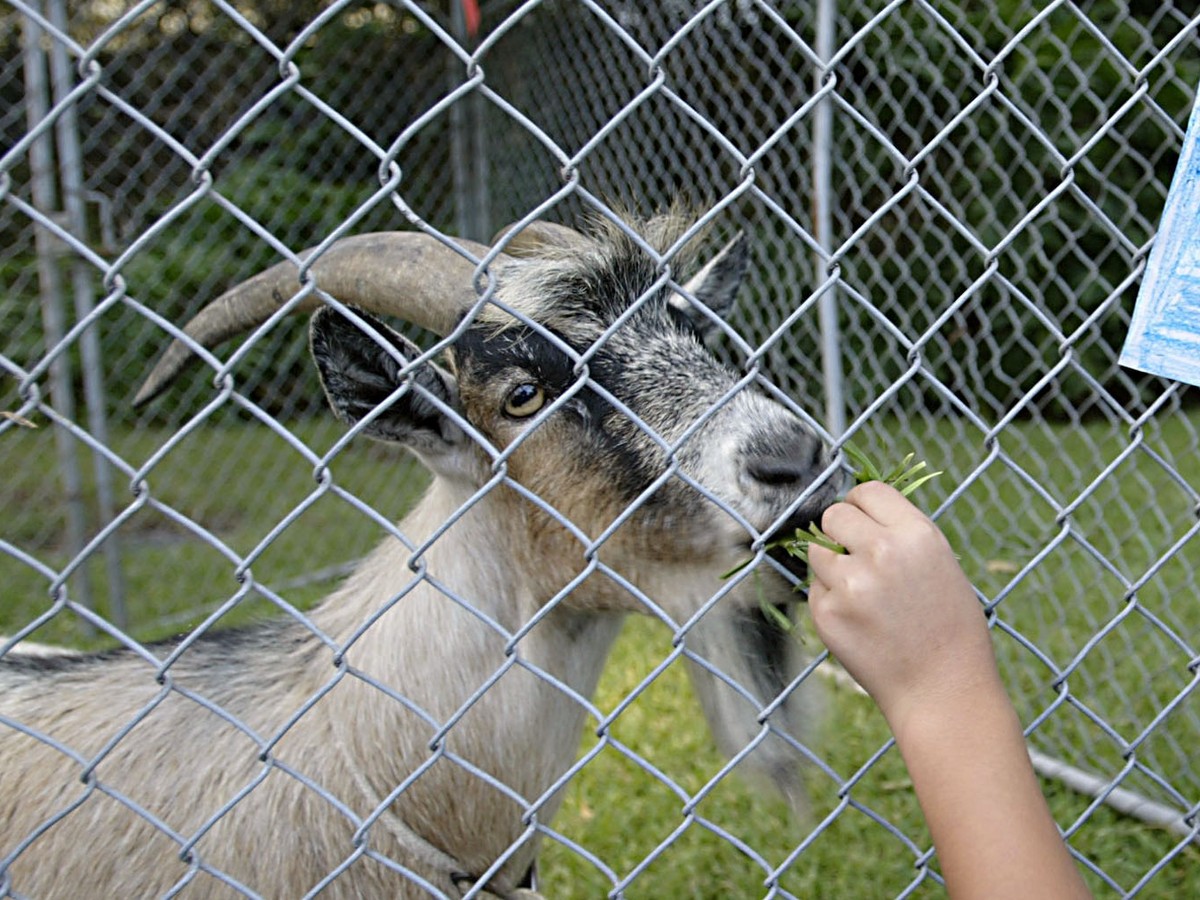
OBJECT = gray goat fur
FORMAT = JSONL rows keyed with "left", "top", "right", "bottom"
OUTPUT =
{"left": 0, "top": 211, "right": 835, "bottom": 898}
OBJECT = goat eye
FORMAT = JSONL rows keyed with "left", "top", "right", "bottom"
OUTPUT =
{"left": 503, "top": 383, "right": 546, "bottom": 418}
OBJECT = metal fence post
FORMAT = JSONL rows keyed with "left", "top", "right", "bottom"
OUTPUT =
{"left": 814, "top": 0, "right": 844, "bottom": 437}
{"left": 449, "top": 0, "right": 490, "bottom": 243}
{"left": 47, "top": 0, "right": 126, "bottom": 629}
{"left": 20, "top": 5, "right": 95, "bottom": 629}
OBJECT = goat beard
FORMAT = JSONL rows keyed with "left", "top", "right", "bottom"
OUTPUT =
{"left": 682, "top": 579, "right": 822, "bottom": 812}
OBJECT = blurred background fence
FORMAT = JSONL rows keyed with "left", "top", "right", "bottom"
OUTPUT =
{"left": 2, "top": 1, "right": 1198, "bottom": 896}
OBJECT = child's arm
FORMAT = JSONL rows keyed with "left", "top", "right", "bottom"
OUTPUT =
{"left": 806, "top": 481, "right": 1091, "bottom": 899}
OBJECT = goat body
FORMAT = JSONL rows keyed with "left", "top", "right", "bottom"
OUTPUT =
{"left": 1, "top": 214, "right": 834, "bottom": 898}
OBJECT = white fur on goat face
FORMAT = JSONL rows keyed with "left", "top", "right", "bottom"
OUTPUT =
{"left": 313, "top": 216, "right": 834, "bottom": 599}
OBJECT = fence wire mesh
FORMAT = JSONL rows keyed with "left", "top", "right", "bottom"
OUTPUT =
{"left": 2, "top": 1, "right": 1198, "bottom": 897}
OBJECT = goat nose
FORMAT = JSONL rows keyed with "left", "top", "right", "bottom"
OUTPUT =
{"left": 748, "top": 458, "right": 806, "bottom": 487}
{"left": 745, "top": 434, "right": 823, "bottom": 489}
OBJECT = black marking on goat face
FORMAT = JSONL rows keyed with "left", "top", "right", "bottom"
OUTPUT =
{"left": 449, "top": 299, "right": 778, "bottom": 569}
{"left": 450, "top": 319, "right": 667, "bottom": 508}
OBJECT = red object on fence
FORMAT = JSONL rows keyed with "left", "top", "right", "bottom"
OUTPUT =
{"left": 462, "top": 0, "right": 481, "bottom": 40}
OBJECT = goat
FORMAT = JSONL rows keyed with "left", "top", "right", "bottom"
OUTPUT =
{"left": 0, "top": 212, "right": 836, "bottom": 898}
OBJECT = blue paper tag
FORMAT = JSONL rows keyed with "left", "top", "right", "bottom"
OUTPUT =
{"left": 1120, "top": 90, "right": 1200, "bottom": 388}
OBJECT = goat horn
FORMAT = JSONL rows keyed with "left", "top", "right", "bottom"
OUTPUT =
{"left": 133, "top": 232, "right": 493, "bottom": 407}
{"left": 491, "top": 220, "right": 587, "bottom": 258}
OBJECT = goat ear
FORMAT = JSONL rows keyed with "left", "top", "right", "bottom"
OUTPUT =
{"left": 309, "top": 307, "right": 463, "bottom": 454}
{"left": 671, "top": 231, "right": 749, "bottom": 334}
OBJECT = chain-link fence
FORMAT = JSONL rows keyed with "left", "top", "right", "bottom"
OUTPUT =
{"left": 2, "top": 1, "right": 1198, "bottom": 896}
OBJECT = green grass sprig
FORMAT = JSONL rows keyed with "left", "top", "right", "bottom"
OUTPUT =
{"left": 727, "top": 442, "right": 942, "bottom": 635}
{"left": 1, "top": 410, "right": 38, "bottom": 429}
{"left": 771, "top": 443, "right": 943, "bottom": 562}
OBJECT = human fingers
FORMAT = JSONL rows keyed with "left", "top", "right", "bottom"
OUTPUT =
{"left": 841, "top": 480, "right": 929, "bottom": 528}
{"left": 814, "top": 498, "right": 880, "bottom": 554}
{"left": 804, "top": 539, "right": 843, "bottom": 591}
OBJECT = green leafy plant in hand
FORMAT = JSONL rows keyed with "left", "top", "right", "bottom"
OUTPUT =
{"left": 726, "top": 442, "right": 943, "bottom": 634}
{"left": 773, "top": 443, "right": 943, "bottom": 564}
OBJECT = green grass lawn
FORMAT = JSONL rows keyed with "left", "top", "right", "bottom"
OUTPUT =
{"left": 1, "top": 415, "right": 429, "bottom": 645}
{"left": 2, "top": 406, "right": 1197, "bottom": 896}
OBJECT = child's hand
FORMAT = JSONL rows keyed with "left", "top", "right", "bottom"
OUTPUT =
{"left": 808, "top": 482, "right": 1093, "bottom": 898}
{"left": 806, "top": 481, "right": 1000, "bottom": 733}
